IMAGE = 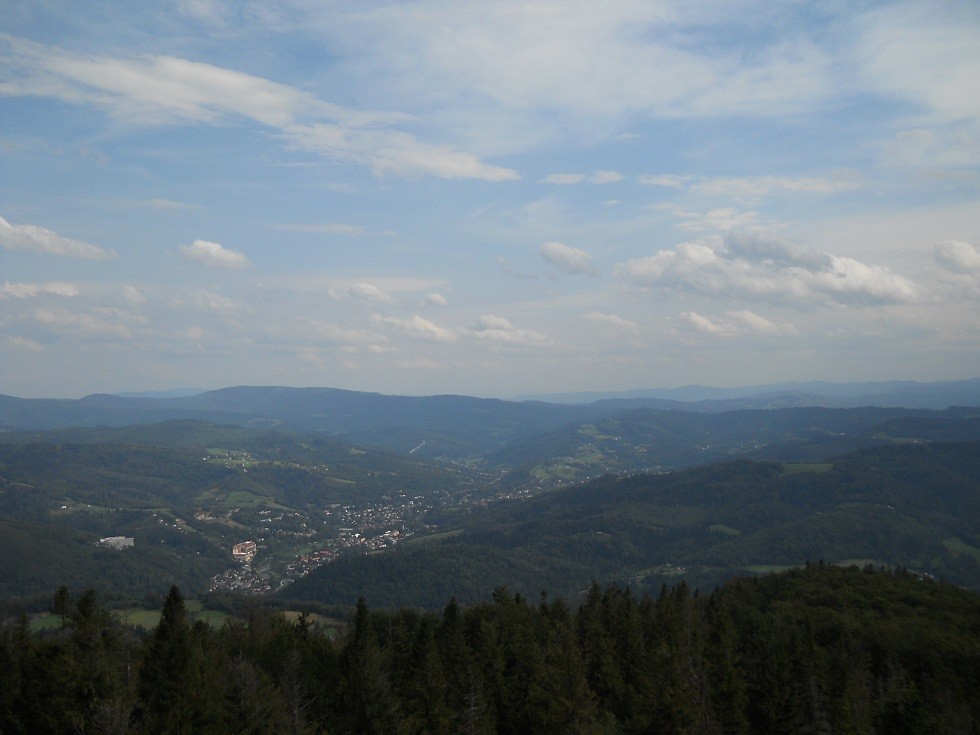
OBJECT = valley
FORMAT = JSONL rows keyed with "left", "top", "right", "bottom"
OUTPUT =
{"left": 0, "top": 383, "right": 978, "bottom": 610}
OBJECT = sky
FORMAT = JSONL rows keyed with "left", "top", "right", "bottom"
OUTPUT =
{"left": 1, "top": 0, "right": 979, "bottom": 399}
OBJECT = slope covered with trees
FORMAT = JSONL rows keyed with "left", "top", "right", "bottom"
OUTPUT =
{"left": 2, "top": 565, "right": 978, "bottom": 733}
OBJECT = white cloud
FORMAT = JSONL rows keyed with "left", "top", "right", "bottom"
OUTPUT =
{"left": 616, "top": 232, "right": 918, "bottom": 306}
{"left": 32, "top": 307, "right": 136, "bottom": 340}
{"left": 542, "top": 173, "right": 587, "bottom": 185}
{"left": 639, "top": 174, "right": 690, "bottom": 189}
{"left": 678, "top": 310, "right": 795, "bottom": 338}
{"left": 540, "top": 241, "right": 597, "bottom": 275}
{"left": 420, "top": 292, "right": 449, "bottom": 307}
{"left": 0, "top": 36, "right": 518, "bottom": 182}
{"left": 584, "top": 312, "right": 640, "bottom": 333}
{"left": 0, "top": 215, "right": 115, "bottom": 260}
{"left": 349, "top": 282, "right": 394, "bottom": 303}
{"left": 657, "top": 205, "right": 764, "bottom": 233}
{"left": 283, "top": 123, "right": 520, "bottom": 181}
{"left": 1, "top": 281, "right": 79, "bottom": 299}
{"left": 120, "top": 285, "right": 147, "bottom": 305}
{"left": 933, "top": 241, "right": 980, "bottom": 274}
{"left": 590, "top": 170, "right": 623, "bottom": 184}
{"left": 3, "top": 335, "right": 44, "bottom": 352}
{"left": 372, "top": 314, "right": 457, "bottom": 342}
{"left": 471, "top": 314, "right": 551, "bottom": 346}
{"left": 179, "top": 239, "right": 250, "bottom": 269}
{"left": 190, "top": 289, "right": 239, "bottom": 314}
{"left": 476, "top": 315, "right": 513, "bottom": 331}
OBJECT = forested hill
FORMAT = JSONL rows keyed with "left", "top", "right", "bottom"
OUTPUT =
{"left": 3, "top": 565, "right": 978, "bottom": 733}
{"left": 281, "top": 440, "right": 980, "bottom": 608}
{"left": 2, "top": 381, "right": 979, "bottom": 462}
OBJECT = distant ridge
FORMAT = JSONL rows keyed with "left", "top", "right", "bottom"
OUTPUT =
{"left": 1, "top": 380, "right": 978, "bottom": 460}
{"left": 515, "top": 378, "right": 980, "bottom": 408}
{"left": 113, "top": 388, "right": 207, "bottom": 399}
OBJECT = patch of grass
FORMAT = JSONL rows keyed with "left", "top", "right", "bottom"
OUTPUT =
{"left": 113, "top": 601, "right": 230, "bottom": 630}
{"left": 221, "top": 490, "right": 290, "bottom": 510}
{"left": 280, "top": 609, "right": 344, "bottom": 635}
{"left": 943, "top": 537, "right": 980, "bottom": 562}
{"left": 708, "top": 524, "right": 741, "bottom": 536}
{"left": 29, "top": 613, "right": 63, "bottom": 633}
{"left": 114, "top": 609, "right": 164, "bottom": 630}
{"left": 532, "top": 463, "right": 582, "bottom": 482}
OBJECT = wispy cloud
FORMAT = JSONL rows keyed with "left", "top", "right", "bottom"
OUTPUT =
{"left": 0, "top": 35, "right": 518, "bottom": 182}
{"left": 542, "top": 170, "right": 623, "bottom": 185}
{"left": 540, "top": 241, "right": 597, "bottom": 275}
{"left": 677, "top": 310, "right": 796, "bottom": 338}
{"left": 470, "top": 315, "right": 551, "bottom": 346}
{"left": 420, "top": 292, "right": 449, "bottom": 307}
{"left": 0, "top": 215, "right": 115, "bottom": 260}
{"left": 640, "top": 173, "right": 860, "bottom": 198}
{"left": 583, "top": 311, "right": 639, "bottom": 333}
{"left": 542, "top": 173, "right": 586, "bottom": 185}
{"left": 639, "top": 174, "right": 690, "bottom": 189}
{"left": 692, "top": 174, "right": 862, "bottom": 199}
{"left": 1, "top": 281, "right": 79, "bottom": 299}
{"left": 372, "top": 314, "right": 457, "bottom": 342}
{"left": 856, "top": 3, "right": 980, "bottom": 124}
{"left": 656, "top": 204, "right": 764, "bottom": 233}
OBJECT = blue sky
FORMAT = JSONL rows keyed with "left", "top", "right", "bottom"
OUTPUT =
{"left": 2, "top": 0, "right": 979, "bottom": 398}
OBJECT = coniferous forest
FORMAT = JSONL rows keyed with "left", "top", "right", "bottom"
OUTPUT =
{"left": 2, "top": 564, "right": 978, "bottom": 734}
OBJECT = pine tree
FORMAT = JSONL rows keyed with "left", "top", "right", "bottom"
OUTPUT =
{"left": 337, "top": 597, "right": 403, "bottom": 735}
{"left": 137, "top": 585, "right": 203, "bottom": 733}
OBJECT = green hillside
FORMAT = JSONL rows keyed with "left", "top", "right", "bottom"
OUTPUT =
{"left": 282, "top": 441, "right": 980, "bottom": 608}
{"left": 0, "top": 423, "right": 476, "bottom": 600}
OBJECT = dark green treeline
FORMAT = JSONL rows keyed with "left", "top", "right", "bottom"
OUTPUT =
{"left": 2, "top": 564, "right": 978, "bottom": 734}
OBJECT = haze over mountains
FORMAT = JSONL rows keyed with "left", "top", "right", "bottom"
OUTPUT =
{"left": 3, "top": 378, "right": 979, "bottom": 445}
